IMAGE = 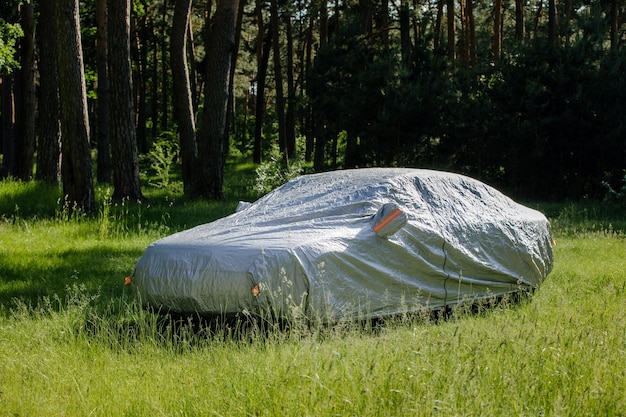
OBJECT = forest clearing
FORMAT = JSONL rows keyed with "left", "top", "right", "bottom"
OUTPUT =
{"left": 1, "top": 166, "right": 625, "bottom": 416}
{"left": 1, "top": 0, "right": 625, "bottom": 414}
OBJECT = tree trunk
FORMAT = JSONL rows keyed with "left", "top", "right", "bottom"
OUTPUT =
{"left": 108, "top": 0, "right": 143, "bottom": 201}
{"left": 400, "top": 1, "right": 411, "bottom": 66}
{"left": 36, "top": 0, "right": 62, "bottom": 184}
{"left": 381, "top": 0, "right": 390, "bottom": 49}
{"left": 270, "top": 0, "right": 288, "bottom": 162}
{"left": 609, "top": 0, "right": 618, "bottom": 49}
{"left": 135, "top": 18, "right": 149, "bottom": 154}
{"left": 253, "top": 0, "right": 270, "bottom": 164}
{"left": 285, "top": 11, "right": 296, "bottom": 158}
{"left": 460, "top": 0, "right": 469, "bottom": 66}
{"left": 467, "top": 0, "right": 476, "bottom": 66}
{"left": 446, "top": 0, "right": 455, "bottom": 65}
{"left": 313, "top": 0, "right": 328, "bottom": 171}
{"left": 492, "top": 0, "right": 503, "bottom": 60}
{"left": 225, "top": 0, "right": 245, "bottom": 158}
{"left": 196, "top": 0, "right": 239, "bottom": 199}
{"left": 171, "top": 0, "right": 198, "bottom": 195}
{"left": 55, "top": 0, "right": 95, "bottom": 212}
{"left": 187, "top": 16, "right": 198, "bottom": 113}
{"left": 15, "top": 3, "right": 36, "bottom": 180}
{"left": 304, "top": 13, "right": 314, "bottom": 162}
{"left": 150, "top": 15, "right": 159, "bottom": 139}
{"left": 548, "top": 0, "right": 558, "bottom": 46}
{"left": 160, "top": 0, "right": 169, "bottom": 133}
{"left": 515, "top": 0, "right": 525, "bottom": 41}
{"left": 0, "top": 75, "right": 16, "bottom": 178}
{"left": 434, "top": 0, "right": 444, "bottom": 50}
{"left": 96, "top": 0, "right": 111, "bottom": 183}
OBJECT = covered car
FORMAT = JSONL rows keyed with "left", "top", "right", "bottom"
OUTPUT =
{"left": 131, "top": 168, "right": 554, "bottom": 320}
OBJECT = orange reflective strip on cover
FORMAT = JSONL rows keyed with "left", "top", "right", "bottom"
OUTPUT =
{"left": 373, "top": 208, "right": 403, "bottom": 233}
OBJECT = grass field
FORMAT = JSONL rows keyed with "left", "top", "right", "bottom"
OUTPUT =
{"left": 0, "top": 170, "right": 625, "bottom": 416}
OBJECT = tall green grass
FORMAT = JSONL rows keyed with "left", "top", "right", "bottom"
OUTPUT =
{"left": 1, "top": 175, "right": 625, "bottom": 416}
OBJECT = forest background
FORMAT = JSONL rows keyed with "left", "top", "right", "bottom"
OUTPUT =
{"left": 0, "top": 0, "right": 625, "bottom": 207}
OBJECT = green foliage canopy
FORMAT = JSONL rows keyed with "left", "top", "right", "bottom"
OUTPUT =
{"left": 0, "top": 19, "right": 23, "bottom": 75}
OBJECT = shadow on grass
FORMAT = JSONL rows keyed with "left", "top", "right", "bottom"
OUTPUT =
{"left": 0, "top": 244, "right": 145, "bottom": 310}
{"left": 0, "top": 180, "right": 62, "bottom": 218}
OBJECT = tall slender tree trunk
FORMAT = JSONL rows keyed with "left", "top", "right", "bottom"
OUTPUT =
{"left": 36, "top": 0, "right": 62, "bottom": 184}
{"left": 135, "top": 19, "right": 149, "bottom": 154}
{"left": 319, "top": 0, "right": 328, "bottom": 45}
{"left": 55, "top": 0, "right": 95, "bottom": 212}
{"left": 460, "top": 0, "right": 469, "bottom": 66}
{"left": 492, "top": 0, "right": 503, "bottom": 60}
{"left": 253, "top": 0, "right": 270, "bottom": 164}
{"left": 312, "top": 0, "right": 329, "bottom": 172}
{"left": 548, "top": 0, "right": 558, "bottom": 46}
{"left": 285, "top": 11, "right": 296, "bottom": 158}
{"left": 515, "top": 0, "right": 525, "bottom": 41}
{"left": 467, "top": 0, "right": 476, "bottom": 66}
{"left": 270, "top": 0, "right": 288, "bottom": 162}
{"left": 187, "top": 17, "right": 198, "bottom": 113}
{"left": 160, "top": 0, "right": 169, "bottom": 132}
{"left": 150, "top": 17, "right": 159, "bottom": 138}
{"left": 108, "top": 0, "right": 143, "bottom": 201}
{"left": 225, "top": 0, "right": 245, "bottom": 158}
{"left": 96, "top": 0, "right": 111, "bottom": 183}
{"left": 304, "top": 13, "right": 314, "bottom": 162}
{"left": 381, "top": 0, "right": 390, "bottom": 49}
{"left": 400, "top": 1, "right": 411, "bottom": 66}
{"left": 609, "top": 0, "right": 618, "bottom": 49}
{"left": 446, "top": 0, "right": 455, "bottom": 65}
{"left": 0, "top": 75, "right": 16, "bottom": 178}
{"left": 15, "top": 3, "right": 36, "bottom": 180}
{"left": 197, "top": 0, "right": 239, "bottom": 199}
{"left": 171, "top": 0, "right": 198, "bottom": 195}
{"left": 434, "top": 0, "right": 444, "bottom": 50}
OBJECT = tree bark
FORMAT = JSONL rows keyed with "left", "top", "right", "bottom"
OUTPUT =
{"left": 515, "top": 0, "right": 525, "bottom": 41}
{"left": 304, "top": 12, "right": 314, "bottom": 162}
{"left": 134, "top": 16, "right": 149, "bottom": 154}
{"left": 253, "top": 0, "right": 270, "bottom": 164}
{"left": 96, "top": 0, "right": 111, "bottom": 183}
{"left": 55, "top": 0, "right": 95, "bottom": 212}
{"left": 548, "top": 0, "right": 558, "bottom": 47}
{"left": 171, "top": 0, "right": 198, "bottom": 195}
{"left": 15, "top": 3, "right": 36, "bottom": 180}
{"left": 467, "top": 0, "right": 476, "bottom": 66}
{"left": 36, "top": 0, "right": 62, "bottom": 184}
{"left": 434, "top": 0, "right": 444, "bottom": 50}
{"left": 492, "top": 0, "right": 503, "bottom": 60}
{"left": 400, "top": 1, "right": 411, "bottom": 66}
{"left": 160, "top": 0, "right": 169, "bottom": 133}
{"left": 150, "top": 15, "right": 159, "bottom": 139}
{"left": 107, "top": 0, "right": 143, "bottom": 201}
{"left": 270, "top": 0, "right": 288, "bottom": 162}
{"left": 0, "top": 75, "right": 16, "bottom": 178}
{"left": 197, "top": 0, "right": 239, "bottom": 199}
{"left": 446, "top": 0, "right": 455, "bottom": 65}
{"left": 609, "top": 0, "right": 618, "bottom": 49}
{"left": 285, "top": 10, "right": 297, "bottom": 158}
{"left": 225, "top": 0, "right": 245, "bottom": 158}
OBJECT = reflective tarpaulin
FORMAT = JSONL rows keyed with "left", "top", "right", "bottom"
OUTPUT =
{"left": 131, "top": 168, "right": 554, "bottom": 320}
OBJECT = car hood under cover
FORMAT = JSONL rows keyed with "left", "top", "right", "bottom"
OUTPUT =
{"left": 132, "top": 168, "right": 554, "bottom": 320}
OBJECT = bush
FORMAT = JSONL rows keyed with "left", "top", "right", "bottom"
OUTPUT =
{"left": 255, "top": 143, "right": 303, "bottom": 195}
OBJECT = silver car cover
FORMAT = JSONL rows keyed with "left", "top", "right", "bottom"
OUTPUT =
{"left": 131, "top": 168, "right": 554, "bottom": 320}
